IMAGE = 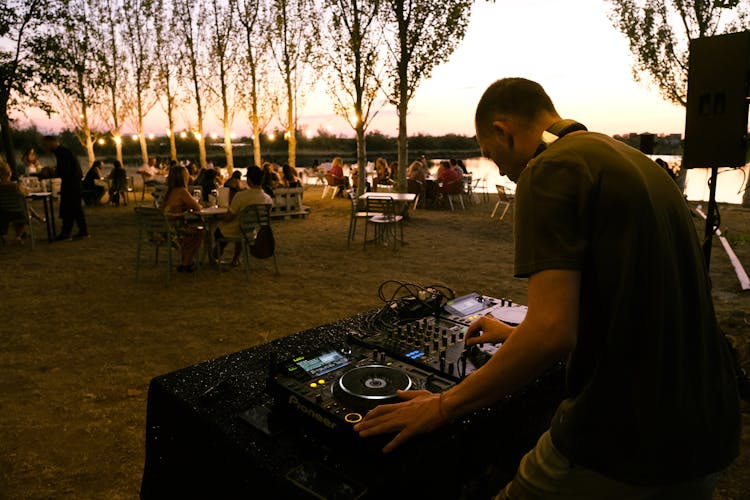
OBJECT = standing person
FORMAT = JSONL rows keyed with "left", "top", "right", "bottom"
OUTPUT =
{"left": 354, "top": 78, "right": 741, "bottom": 499}
{"left": 43, "top": 135, "right": 88, "bottom": 240}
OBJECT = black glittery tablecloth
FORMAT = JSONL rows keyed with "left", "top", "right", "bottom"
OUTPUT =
{"left": 139, "top": 312, "right": 564, "bottom": 499}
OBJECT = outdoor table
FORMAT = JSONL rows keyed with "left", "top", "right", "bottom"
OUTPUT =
{"left": 26, "top": 191, "right": 56, "bottom": 242}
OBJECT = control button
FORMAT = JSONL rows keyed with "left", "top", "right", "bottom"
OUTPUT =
{"left": 318, "top": 379, "right": 325, "bottom": 385}
{"left": 309, "top": 382, "right": 318, "bottom": 388}
{"left": 345, "top": 413, "right": 363, "bottom": 424}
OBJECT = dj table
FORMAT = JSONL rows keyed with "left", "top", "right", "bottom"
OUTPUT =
{"left": 140, "top": 293, "right": 565, "bottom": 499}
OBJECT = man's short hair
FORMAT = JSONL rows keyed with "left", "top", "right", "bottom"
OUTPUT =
{"left": 246, "top": 165, "right": 263, "bottom": 186}
{"left": 475, "top": 78, "right": 558, "bottom": 134}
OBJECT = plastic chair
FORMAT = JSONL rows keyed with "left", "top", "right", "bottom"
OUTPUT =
{"left": 134, "top": 206, "right": 180, "bottom": 283}
{"left": 364, "top": 196, "right": 404, "bottom": 250}
{"left": 442, "top": 181, "right": 465, "bottom": 211}
{"left": 322, "top": 173, "right": 340, "bottom": 199}
{"left": 214, "top": 204, "right": 279, "bottom": 280}
{"left": 491, "top": 185, "right": 515, "bottom": 220}
{"left": 0, "top": 188, "right": 35, "bottom": 248}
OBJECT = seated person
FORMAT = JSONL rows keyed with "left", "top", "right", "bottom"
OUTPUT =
{"left": 138, "top": 157, "right": 160, "bottom": 181}
{"left": 261, "top": 162, "right": 280, "bottom": 197}
{"left": 21, "top": 148, "right": 42, "bottom": 177}
{"left": 160, "top": 165, "right": 205, "bottom": 273}
{"left": 223, "top": 170, "right": 244, "bottom": 202}
{"left": 199, "top": 168, "right": 219, "bottom": 202}
{"left": 215, "top": 166, "right": 273, "bottom": 266}
{"left": 82, "top": 160, "right": 105, "bottom": 205}
{"left": 329, "top": 157, "right": 350, "bottom": 193}
{"left": 280, "top": 164, "right": 301, "bottom": 188}
{"left": 437, "top": 160, "right": 462, "bottom": 197}
{"left": 407, "top": 159, "right": 426, "bottom": 183}
{"left": 373, "top": 157, "right": 391, "bottom": 186}
{"left": 0, "top": 160, "right": 44, "bottom": 241}
{"left": 107, "top": 160, "right": 128, "bottom": 206}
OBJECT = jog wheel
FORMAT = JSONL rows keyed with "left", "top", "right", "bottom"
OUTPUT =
{"left": 334, "top": 365, "right": 413, "bottom": 410}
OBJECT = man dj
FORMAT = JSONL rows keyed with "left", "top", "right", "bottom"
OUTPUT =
{"left": 354, "top": 78, "right": 740, "bottom": 499}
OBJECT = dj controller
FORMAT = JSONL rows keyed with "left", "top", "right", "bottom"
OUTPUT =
{"left": 267, "top": 292, "right": 529, "bottom": 440}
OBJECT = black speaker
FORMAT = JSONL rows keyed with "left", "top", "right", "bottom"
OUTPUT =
{"left": 683, "top": 31, "right": 750, "bottom": 169}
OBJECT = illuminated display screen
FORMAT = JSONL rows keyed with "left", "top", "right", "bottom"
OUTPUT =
{"left": 444, "top": 293, "right": 488, "bottom": 317}
{"left": 295, "top": 350, "right": 350, "bottom": 378}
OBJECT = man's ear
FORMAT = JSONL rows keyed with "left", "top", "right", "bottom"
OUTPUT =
{"left": 492, "top": 119, "right": 514, "bottom": 148}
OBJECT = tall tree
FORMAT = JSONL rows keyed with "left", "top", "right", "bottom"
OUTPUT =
{"left": 206, "top": 0, "right": 239, "bottom": 170}
{"left": 321, "top": 0, "right": 385, "bottom": 195}
{"left": 268, "top": 0, "right": 320, "bottom": 168}
{"left": 607, "top": 0, "right": 750, "bottom": 205}
{"left": 236, "top": 0, "right": 275, "bottom": 167}
{"left": 122, "top": 0, "right": 158, "bottom": 166}
{"left": 153, "top": 0, "right": 179, "bottom": 161}
{"left": 95, "top": 0, "right": 129, "bottom": 166}
{"left": 382, "top": 0, "right": 472, "bottom": 191}
{"left": 0, "top": 0, "right": 51, "bottom": 177}
{"left": 39, "top": 0, "right": 104, "bottom": 165}
{"left": 174, "top": 0, "right": 209, "bottom": 167}
{"left": 607, "top": 0, "right": 748, "bottom": 106}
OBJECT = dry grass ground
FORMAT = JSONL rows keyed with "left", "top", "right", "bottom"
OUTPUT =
{"left": 0, "top": 187, "right": 748, "bottom": 499}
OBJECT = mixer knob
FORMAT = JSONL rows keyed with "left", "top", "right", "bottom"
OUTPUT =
{"left": 315, "top": 393, "right": 323, "bottom": 404}
{"left": 433, "top": 339, "right": 439, "bottom": 351}
{"left": 380, "top": 352, "right": 386, "bottom": 364}
{"left": 441, "top": 335, "right": 448, "bottom": 347}
{"left": 423, "top": 343, "right": 430, "bottom": 355}
{"left": 451, "top": 332, "right": 456, "bottom": 343}
{"left": 448, "top": 362, "right": 455, "bottom": 376}
{"left": 439, "top": 356, "right": 446, "bottom": 372}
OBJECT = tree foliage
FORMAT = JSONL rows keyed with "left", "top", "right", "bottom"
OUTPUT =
{"left": 382, "top": 0, "right": 473, "bottom": 190}
{"left": 0, "top": 0, "right": 54, "bottom": 175}
{"left": 607, "top": 0, "right": 750, "bottom": 106}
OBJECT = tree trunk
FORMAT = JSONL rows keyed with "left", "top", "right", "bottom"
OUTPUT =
{"left": 0, "top": 105, "right": 19, "bottom": 179}
{"left": 84, "top": 127, "right": 95, "bottom": 166}
{"left": 167, "top": 109, "right": 177, "bottom": 161}
{"left": 138, "top": 112, "right": 149, "bottom": 165}
{"left": 356, "top": 121, "right": 367, "bottom": 196}
{"left": 223, "top": 127, "right": 234, "bottom": 172}
{"left": 252, "top": 113, "right": 262, "bottom": 167}
{"left": 397, "top": 88, "right": 408, "bottom": 194}
{"left": 286, "top": 82, "right": 296, "bottom": 168}
{"left": 115, "top": 140, "right": 123, "bottom": 166}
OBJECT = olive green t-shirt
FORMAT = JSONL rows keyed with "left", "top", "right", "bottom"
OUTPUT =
{"left": 514, "top": 131, "right": 740, "bottom": 484}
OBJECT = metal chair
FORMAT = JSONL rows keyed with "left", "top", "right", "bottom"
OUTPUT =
{"left": 347, "top": 189, "right": 380, "bottom": 247}
{"left": 134, "top": 206, "right": 180, "bottom": 283}
{"left": 364, "top": 196, "right": 404, "bottom": 250}
{"left": 491, "top": 185, "right": 515, "bottom": 220}
{"left": 0, "top": 188, "right": 35, "bottom": 248}
{"left": 214, "top": 203, "right": 279, "bottom": 280}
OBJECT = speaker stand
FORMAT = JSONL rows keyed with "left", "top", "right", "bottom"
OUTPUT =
{"left": 702, "top": 166, "right": 720, "bottom": 269}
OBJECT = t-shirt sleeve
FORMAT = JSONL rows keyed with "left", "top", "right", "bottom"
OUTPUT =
{"left": 514, "top": 157, "right": 593, "bottom": 278}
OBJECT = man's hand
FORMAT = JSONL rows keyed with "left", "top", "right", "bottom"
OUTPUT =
{"left": 353, "top": 389, "right": 447, "bottom": 453}
{"left": 465, "top": 315, "right": 514, "bottom": 347}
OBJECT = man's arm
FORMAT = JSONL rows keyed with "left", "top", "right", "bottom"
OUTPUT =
{"left": 354, "top": 269, "right": 580, "bottom": 453}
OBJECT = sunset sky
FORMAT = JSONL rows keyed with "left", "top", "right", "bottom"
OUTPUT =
{"left": 18, "top": 0, "right": 687, "bottom": 139}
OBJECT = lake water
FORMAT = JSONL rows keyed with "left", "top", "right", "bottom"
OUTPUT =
{"left": 457, "top": 156, "right": 749, "bottom": 205}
